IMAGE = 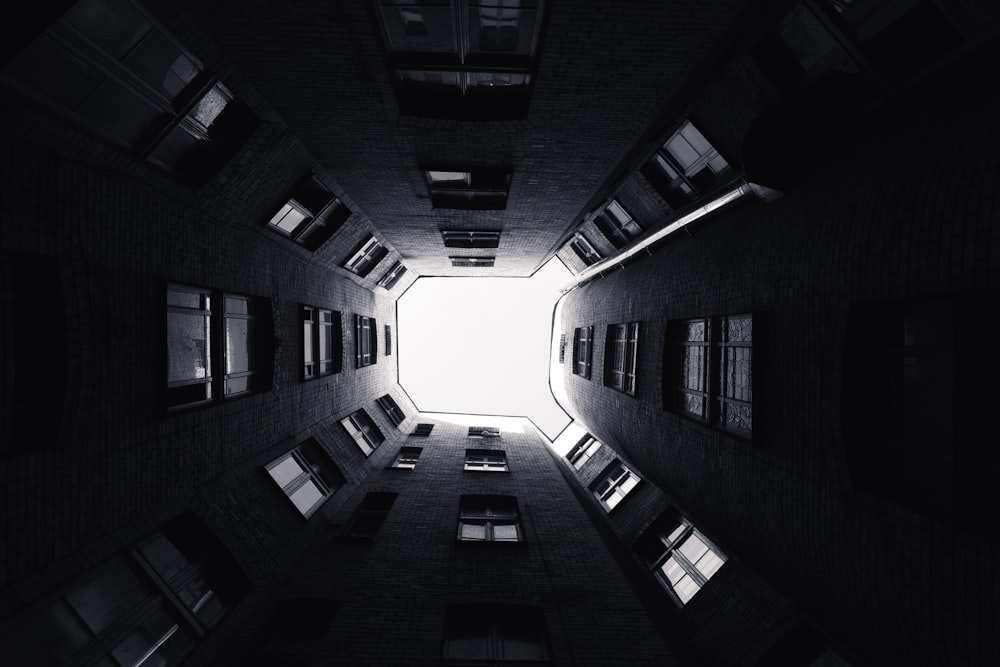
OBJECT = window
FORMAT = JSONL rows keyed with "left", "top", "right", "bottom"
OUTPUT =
{"left": 571, "top": 326, "right": 593, "bottom": 379}
{"left": 390, "top": 446, "right": 423, "bottom": 469}
{"left": 266, "top": 175, "right": 350, "bottom": 251}
{"left": 605, "top": 322, "right": 639, "bottom": 395}
{"left": 385, "top": 324, "right": 393, "bottom": 355}
{"left": 458, "top": 495, "right": 521, "bottom": 542}
{"left": 340, "top": 409, "right": 385, "bottom": 456}
{"left": 1, "top": 0, "right": 258, "bottom": 187}
{"left": 636, "top": 512, "right": 726, "bottom": 606}
{"left": 667, "top": 314, "right": 752, "bottom": 434}
{"left": 413, "top": 423, "right": 435, "bottom": 436}
{"left": 641, "top": 120, "right": 734, "bottom": 210}
{"left": 343, "top": 235, "right": 388, "bottom": 277}
{"left": 465, "top": 450, "right": 508, "bottom": 472}
{"left": 166, "top": 284, "right": 271, "bottom": 410}
{"left": 0, "top": 513, "right": 248, "bottom": 666}
{"left": 566, "top": 435, "right": 601, "bottom": 470}
{"left": 426, "top": 169, "right": 512, "bottom": 210}
{"left": 302, "top": 306, "right": 342, "bottom": 380}
{"left": 593, "top": 200, "right": 643, "bottom": 249}
{"left": 443, "top": 605, "right": 549, "bottom": 662}
{"left": 374, "top": 1, "right": 547, "bottom": 120}
{"left": 377, "top": 261, "right": 407, "bottom": 289}
{"left": 347, "top": 492, "right": 398, "bottom": 537}
{"left": 557, "top": 333, "right": 566, "bottom": 364}
{"left": 451, "top": 256, "right": 495, "bottom": 267}
{"left": 442, "top": 229, "right": 502, "bottom": 248}
{"left": 568, "top": 233, "right": 602, "bottom": 266}
{"left": 354, "top": 314, "right": 378, "bottom": 367}
{"left": 591, "top": 462, "right": 640, "bottom": 511}
{"left": 377, "top": 394, "right": 405, "bottom": 426}
{"left": 246, "top": 598, "right": 338, "bottom": 665}
{"left": 469, "top": 426, "right": 501, "bottom": 438}
{"left": 265, "top": 438, "right": 345, "bottom": 518}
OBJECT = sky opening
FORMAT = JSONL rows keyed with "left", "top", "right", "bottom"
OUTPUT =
{"left": 397, "top": 257, "right": 572, "bottom": 440}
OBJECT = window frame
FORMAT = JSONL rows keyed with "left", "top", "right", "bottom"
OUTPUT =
{"left": 354, "top": 314, "right": 378, "bottom": 368}
{"left": 451, "top": 256, "right": 496, "bottom": 267}
{"left": 265, "top": 175, "right": 350, "bottom": 251}
{"left": 457, "top": 495, "right": 522, "bottom": 542}
{"left": 464, "top": 449, "right": 509, "bottom": 472}
{"left": 412, "top": 423, "right": 435, "bottom": 436}
{"left": 591, "top": 461, "right": 641, "bottom": 512}
{"left": 566, "top": 435, "right": 601, "bottom": 470}
{"left": 376, "top": 394, "right": 406, "bottom": 426}
{"left": 605, "top": 322, "right": 639, "bottom": 395}
{"left": 571, "top": 326, "right": 593, "bottom": 379}
{"left": 301, "top": 305, "right": 342, "bottom": 380}
{"left": 641, "top": 120, "right": 734, "bottom": 211}
{"left": 638, "top": 513, "right": 727, "bottom": 607}
{"left": 426, "top": 169, "right": 512, "bottom": 210}
{"left": 441, "top": 229, "right": 502, "bottom": 248}
{"left": 343, "top": 235, "right": 389, "bottom": 277}
{"left": 265, "top": 439, "right": 344, "bottom": 518}
{"left": 340, "top": 409, "right": 385, "bottom": 456}
{"left": 468, "top": 426, "right": 501, "bottom": 438}
{"left": 390, "top": 446, "right": 423, "bottom": 470}
{"left": 377, "top": 261, "right": 407, "bottom": 290}
{"left": 593, "top": 199, "right": 643, "bottom": 249}
{"left": 667, "top": 314, "right": 753, "bottom": 435}
{"left": 568, "top": 233, "right": 602, "bottom": 266}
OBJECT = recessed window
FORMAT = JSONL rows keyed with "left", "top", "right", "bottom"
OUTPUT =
{"left": 591, "top": 461, "right": 640, "bottom": 511}
{"left": 605, "top": 322, "right": 639, "bottom": 395}
{"left": 468, "top": 426, "right": 501, "bottom": 438}
{"left": 377, "top": 394, "right": 405, "bottom": 426}
{"left": 667, "top": 314, "right": 752, "bottom": 434}
{"left": 375, "top": 1, "right": 547, "bottom": 120}
{"left": 572, "top": 326, "right": 593, "bottom": 379}
{"left": 1, "top": 0, "right": 258, "bottom": 187}
{"left": 465, "top": 449, "right": 508, "bottom": 472}
{"left": 266, "top": 175, "right": 350, "bottom": 251}
{"left": 166, "top": 284, "right": 271, "bottom": 410}
{"left": 377, "top": 261, "right": 407, "bottom": 290}
{"left": 340, "top": 409, "right": 385, "bottom": 456}
{"left": 636, "top": 512, "right": 726, "bottom": 606}
{"left": 566, "top": 435, "right": 601, "bottom": 470}
{"left": 302, "top": 305, "right": 342, "bottom": 380}
{"left": 0, "top": 513, "right": 248, "bottom": 665}
{"left": 426, "top": 169, "right": 512, "bottom": 210}
{"left": 390, "top": 446, "right": 423, "bottom": 470}
{"left": 443, "top": 605, "right": 549, "bottom": 662}
{"left": 343, "top": 235, "right": 388, "bottom": 277}
{"left": 384, "top": 324, "right": 393, "bottom": 356}
{"left": 413, "top": 423, "right": 435, "bottom": 436}
{"left": 347, "top": 492, "right": 398, "bottom": 537}
{"left": 354, "top": 314, "right": 378, "bottom": 368}
{"left": 557, "top": 333, "right": 566, "bottom": 364}
{"left": 265, "top": 438, "right": 345, "bottom": 518}
{"left": 641, "top": 121, "right": 734, "bottom": 210}
{"left": 442, "top": 229, "right": 502, "bottom": 248}
{"left": 451, "top": 256, "right": 495, "bottom": 267}
{"left": 568, "top": 233, "right": 602, "bottom": 266}
{"left": 593, "top": 200, "right": 643, "bottom": 249}
{"left": 458, "top": 495, "right": 521, "bottom": 542}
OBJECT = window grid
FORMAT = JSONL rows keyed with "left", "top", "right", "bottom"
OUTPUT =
{"left": 593, "top": 200, "right": 642, "bottom": 249}
{"left": 343, "top": 236, "right": 388, "bottom": 277}
{"left": 607, "top": 322, "right": 639, "bottom": 395}
{"left": 377, "top": 261, "right": 407, "bottom": 290}
{"left": 670, "top": 315, "right": 752, "bottom": 433}
{"left": 558, "top": 333, "right": 566, "bottom": 363}
{"left": 458, "top": 496, "right": 521, "bottom": 542}
{"left": 266, "top": 176, "right": 349, "bottom": 251}
{"left": 566, "top": 435, "right": 601, "bottom": 470}
{"left": 302, "top": 306, "right": 340, "bottom": 380}
{"left": 643, "top": 120, "right": 734, "bottom": 210}
{"left": 413, "top": 423, "right": 435, "bottom": 436}
{"left": 354, "top": 314, "right": 378, "bottom": 368}
{"left": 391, "top": 446, "right": 423, "bottom": 470}
{"left": 426, "top": 170, "right": 512, "bottom": 210}
{"left": 644, "top": 516, "right": 727, "bottom": 606}
{"left": 465, "top": 449, "right": 508, "bottom": 472}
{"left": 572, "top": 326, "right": 593, "bottom": 379}
{"left": 569, "top": 233, "right": 602, "bottom": 266}
{"left": 265, "top": 439, "right": 343, "bottom": 518}
{"left": 442, "top": 229, "right": 502, "bottom": 248}
{"left": 340, "top": 409, "right": 385, "bottom": 456}
{"left": 385, "top": 324, "right": 393, "bottom": 356}
{"left": 468, "top": 426, "right": 501, "bottom": 438}
{"left": 377, "top": 394, "right": 405, "bottom": 426}
{"left": 450, "top": 256, "right": 495, "bottom": 267}
{"left": 592, "top": 462, "right": 640, "bottom": 511}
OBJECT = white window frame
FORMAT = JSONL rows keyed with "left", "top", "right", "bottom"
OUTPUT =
{"left": 567, "top": 435, "right": 601, "bottom": 470}
{"left": 457, "top": 496, "right": 522, "bottom": 542}
{"left": 464, "top": 449, "right": 508, "bottom": 472}
{"left": 592, "top": 462, "right": 640, "bottom": 511}
{"left": 265, "top": 441, "right": 339, "bottom": 518}
{"left": 340, "top": 410, "right": 384, "bottom": 456}
{"left": 645, "top": 516, "right": 727, "bottom": 606}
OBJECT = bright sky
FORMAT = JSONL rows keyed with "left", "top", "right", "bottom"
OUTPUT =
{"left": 397, "top": 257, "right": 572, "bottom": 440}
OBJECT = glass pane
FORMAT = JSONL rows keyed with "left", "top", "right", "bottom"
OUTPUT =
{"left": 77, "top": 78, "right": 163, "bottom": 146}
{"left": 225, "top": 376, "right": 249, "bottom": 395}
{"left": 685, "top": 320, "right": 706, "bottom": 341}
{"left": 225, "top": 316, "right": 251, "bottom": 374}
{"left": 672, "top": 573, "right": 700, "bottom": 604}
{"left": 175, "top": 577, "right": 223, "bottom": 626}
{"left": 109, "top": 605, "right": 192, "bottom": 667}
{"left": 679, "top": 123, "right": 713, "bottom": 156}
{"left": 289, "top": 479, "right": 325, "bottom": 516}
{"left": 63, "top": 0, "right": 152, "bottom": 60}
{"left": 493, "top": 523, "right": 519, "bottom": 541}
{"left": 694, "top": 549, "right": 725, "bottom": 580}
{"left": 123, "top": 29, "right": 199, "bottom": 101}
{"left": 166, "top": 288, "right": 204, "bottom": 309}
{"left": 682, "top": 392, "right": 705, "bottom": 417}
{"left": 303, "top": 321, "right": 314, "bottom": 364}
{"left": 224, "top": 297, "right": 249, "bottom": 315}
{"left": 65, "top": 560, "right": 147, "bottom": 635}
{"left": 269, "top": 203, "right": 308, "bottom": 233}
{"left": 166, "top": 311, "right": 209, "bottom": 383}
{"left": 666, "top": 132, "right": 701, "bottom": 170}
{"left": 148, "top": 123, "right": 203, "bottom": 170}
{"left": 727, "top": 315, "right": 752, "bottom": 342}
{"left": 268, "top": 455, "right": 306, "bottom": 488}
{"left": 138, "top": 534, "right": 189, "bottom": 582}
{"left": 660, "top": 556, "right": 684, "bottom": 585}
{"left": 459, "top": 522, "right": 487, "bottom": 541}
{"left": 320, "top": 324, "right": 333, "bottom": 362}
{"left": 665, "top": 522, "right": 687, "bottom": 545}
{"left": 470, "top": 5, "right": 539, "bottom": 57}
{"left": 445, "top": 620, "right": 490, "bottom": 659}
{"left": 188, "top": 84, "right": 230, "bottom": 129}
{"left": 678, "top": 534, "right": 709, "bottom": 564}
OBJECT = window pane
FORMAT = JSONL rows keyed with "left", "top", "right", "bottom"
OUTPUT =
{"left": 123, "top": 29, "right": 199, "bottom": 101}
{"left": 303, "top": 321, "right": 314, "bottom": 364}
{"left": 678, "top": 534, "right": 709, "bottom": 564}
{"left": 319, "top": 323, "right": 333, "bottom": 361}
{"left": 225, "top": 316, "right": 251, "bottom": 374}
{"left": 672, "top": 573, "right": 700, "bottom": 604}
{"left": 270, "top": 203, "right": 308, "bottom": 233}
{"left": 167, "top": 311, "right": 209, "bottom": 383}
{"left": 289, "top": 480, "right": 325, "bottom": 516}
{"left": 665, "top": 132, "right": 701, "bottom": 169}
{"left": 427, "top": 170, "right": 471, "bottom": 184}
{"left": 460, "top": 522, "right": 487, "bottom": 541}
{"left": 108, "top": 605, "right": 191, "bottom": 667}
{"left": 500, "top": 622, "right": 545, "bottom": 660}
{"left": 444, "top": 620, "right": 490, "bottom": 659}
{"left": 188, "top": 84, "right": 231, "bottom": 129}
{"left": 694, "top": 548, "right": 725, "bottom": 580}
{"left": 660, "top": 556, "right": 685, "bottom": 585}
{"left": 268, "top": 455, "right": 306, "bottom": 488}
{"left": 64, "top": 560, "right": 147, "bottom": 636}
{"left": 469, "top": 4, "right": 539, "bottom": 57}
{"left": 493, "top": 523, "right": 519, "bottom": 541}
